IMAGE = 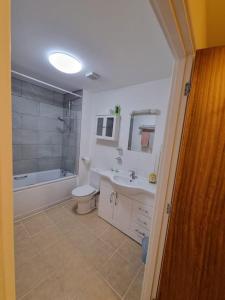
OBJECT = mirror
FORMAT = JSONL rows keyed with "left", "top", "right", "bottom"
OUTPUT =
{"left": 128, "top": 109, "right": 160, "bottom": 153}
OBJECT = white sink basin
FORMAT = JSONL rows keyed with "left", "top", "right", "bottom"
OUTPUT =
{"left": 94, "top": 169, "right": 156, "bottom": 197}
{"left": 111, "top": 174, "right": 155, "bottom": 196}
{"left": 113, "top": 175, "right": 139, "bottom": 187}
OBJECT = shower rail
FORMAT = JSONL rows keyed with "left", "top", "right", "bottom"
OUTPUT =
{"left": 11, "top": 70, "right": 82, "bottom": 98}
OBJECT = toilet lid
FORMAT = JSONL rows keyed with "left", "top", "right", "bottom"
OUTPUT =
{"left": 72, "top": 185, "right": 96, "bottom": 197}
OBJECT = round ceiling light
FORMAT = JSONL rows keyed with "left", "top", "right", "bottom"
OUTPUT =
{"left": 48, "top": 52, "right": 82, "bottom": 74}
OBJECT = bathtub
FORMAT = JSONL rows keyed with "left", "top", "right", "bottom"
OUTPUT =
{"left": 14, "top": 169, "right": 77, "bottom": 219}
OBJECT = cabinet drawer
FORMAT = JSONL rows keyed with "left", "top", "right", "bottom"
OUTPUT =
{"left": 130, "top": 223, "right": 150, "bottom": 244}
{"left": 134, "top": 213, "right": 151, "bottom": 229}
{"left": 134, "top": 202, "right": 153, "bottom": 218}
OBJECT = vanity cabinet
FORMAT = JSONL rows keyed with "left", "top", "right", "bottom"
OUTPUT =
{"left": 98, "top": 179, "right": 132, "bottom": 235}
{"left": 96, "top": 115, "right": 120, "bottom": 141}
{"left": 98, "top": 177, "right": 154, "bottom": 244}
{"left": 114, "top": 193, "right": 132, "bottom": 234}
{"left": 98, "top": 183, "right": 114, "bottom": 223}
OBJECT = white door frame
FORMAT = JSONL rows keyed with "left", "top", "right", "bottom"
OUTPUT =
{"left": 141, "top": 1, "right": 195, "bottom": 299}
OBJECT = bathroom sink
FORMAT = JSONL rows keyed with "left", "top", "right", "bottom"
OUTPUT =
{"left": 95, "top": 169, "right": 156, "bottom": 197}
{"left": 111, "top": 174, "right": 154, "bottom": 196}
{"left": 113, "top": 175, "right": 139, "bottom": 187}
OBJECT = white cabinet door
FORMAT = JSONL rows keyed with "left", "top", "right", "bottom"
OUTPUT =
{"left": 114, "top": 193, "right": 132, "bottom": 233}
{"left": 96, "top": 115, "right": 120, "bottom": 141}
{"left": 98, "top": 187, "right": 114, "bottom": 224}
{"left": 96, "top": 116, "right": 105, "bottom": 137}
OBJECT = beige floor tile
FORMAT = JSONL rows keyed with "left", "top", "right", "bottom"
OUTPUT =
{"left": 56, "top": 218, "right": 80, "bottom": 235}
{"left": 59, "top": 258, "right": 92, "bottom": 298}
{"left": 81, "top": 238, "right": 116, "bottom": 271}
{"left": 31, "top": 225, "right": 63, "bottom": 251}
{"left": 100, "top": 226, "right": 128, "bottom": 250}
{"left": 63, "top": 198, "right": 77, "bottom": 209}
{"left": 14, "top": 222, "right": 29, "bottom": 242}
{"left": 124, "top": 268, "right": 144, "bottom": 300}
{"left": 23, "top": 212, "right": 54, "bottom": 236}
{"left": 47, "top": 207, "right": 81, "bottom": 235}
{"left": 77, "top": 271, "right": 120, "bottom": 300}
{"left": 40, "top": 239, "right": 90, "bottom": 276}
{"left": 15, "top": 236, "right": 39, "bottom": 269}
{"left": 16, "top": 254, "right": 53, "bottom": 299}
{"left": 99, "top": 252, "right": 139, "bottom": 297}
{"left": 46, "top": 205, "right": 75, "bottom": 223}
{"left": 118, "top": 239, "right": 143, "bottom": 271}
{"left": 21, "top": 273, "right": 65, "bottom": 300}
{"left": 73, "top": 211, "right": 97, "bottom": 223}
{"left": 79, "top": 214, "right": 111, "bottom": 237}
{"left": 15, "top": 206, "right": 144, "bottom": 299}
{"left": 65, "top": 222, "right": 97, "bottom": 252}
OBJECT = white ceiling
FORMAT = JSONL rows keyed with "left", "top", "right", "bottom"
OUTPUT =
{"left": 12, "top": 0, "right": 173, "bottom": 92}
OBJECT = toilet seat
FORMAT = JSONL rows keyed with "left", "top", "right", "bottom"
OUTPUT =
{"left": 72, "top": 184, "right": 97, "bottom": 197}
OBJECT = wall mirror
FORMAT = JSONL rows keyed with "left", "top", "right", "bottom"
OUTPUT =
{"left": 127, "top": 109, "right": 160, "bottom": 153}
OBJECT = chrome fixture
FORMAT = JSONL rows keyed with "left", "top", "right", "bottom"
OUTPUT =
{"left": 115, "top": 156, "right": 122, "bottom": 163}
{"left": 129, "top": 170, "right": 137, "bottom": 180}
{"left": 57, "top": 117, "right": 65, "bottom": 122}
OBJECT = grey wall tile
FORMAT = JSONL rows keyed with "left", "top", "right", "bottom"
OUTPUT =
{"left": 38, "top": 145, "right": 52, "bottom": 158}
{"left": 62, "top": 146, "right": 75, "bottom": 160}
{"left": 12, "top": 79, "right": 82, "bottom": 175}
{"left": 13, "top": 159, "right": 38, "bottom": 175}
{"left": 13, "top": 113, "right": 22, "bottom": 129}
{"left": 38, "top": 131, "right": 63, "bottom": 145}
{"left": 12, "top": 78, "right": 22, "bottom": 96}
{"left": 22, "top": 81, "right": 53, "bottom": 104}
{"left": 13, "top": 96, "right": 39, "bottom": 116}
{"left": 76, "top": 111, "right": 82, "bottom": 120}
{"left": 13, "top": 129, "right": 38, "bottom": 145}
{"left": 13, "top": 145, "right": 23, "bottom": 161}
{"left": 52, "top": 145, "right": 62, "bottom": 157}
{"left": 38, "top": 157, "right": 61, "bottom": 171}
{"left": 63, "top": 159, "right": 75, "bottom": 173}
{"left": 21, "top": 145, "right": 38, "bottom": 159}
{"left": 53, "top": 92, "right": 64, "bottom": 106}
{"left": 21, "top": 115, "right": 39, "bottom": 130}
{"left": 40, "top": 103, "right": 63, "bottom": 118}
{"left": 38, "top": 116, "right": 63, "bottom": 131}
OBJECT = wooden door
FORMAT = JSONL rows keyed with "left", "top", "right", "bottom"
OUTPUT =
{"left": 157, "top": 47, "right": 225, "bottom": 300}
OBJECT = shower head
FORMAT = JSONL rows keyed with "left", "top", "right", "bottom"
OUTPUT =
{"left": 58, "top": 117, "right": 65, "bottom": 122}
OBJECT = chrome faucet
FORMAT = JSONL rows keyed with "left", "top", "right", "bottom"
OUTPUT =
{"left": 129, "top": 170, "right": 137, "bottom": 180}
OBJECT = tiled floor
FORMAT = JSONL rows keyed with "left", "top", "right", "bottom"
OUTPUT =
{"left": 14, "top": 199, "right": 144, "bottom": 300}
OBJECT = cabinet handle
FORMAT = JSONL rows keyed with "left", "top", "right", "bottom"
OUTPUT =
{"left": 135, "top": 229, "right": 145, "bottom": 237}
{"left": 137, "top": 218, "right": 147, "bottom": 226}
{"left": 114, "top": 192, "right": 119, "bottom": 206}
{"left": 110, "top": 192, "right": 113, "bottom": 204}
{"left": 138, "top": 207, "right": 149, "bottom": 215}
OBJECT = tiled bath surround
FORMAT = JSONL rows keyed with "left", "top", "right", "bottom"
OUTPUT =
{"left": 12, "top": 78, "right": 82, "bottom": 175}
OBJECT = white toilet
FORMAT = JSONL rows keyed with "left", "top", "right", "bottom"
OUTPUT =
{"left": 72, "top": 168, "right": 101, "bottom": 214}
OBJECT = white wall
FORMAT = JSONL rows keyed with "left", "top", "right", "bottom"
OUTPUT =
{"left": 79, "top": 78, "right": 171, "bottom": 184}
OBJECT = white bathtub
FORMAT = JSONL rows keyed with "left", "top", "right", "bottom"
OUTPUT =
{"left": 14, "top": 169, "right": 77, "bottom": 219}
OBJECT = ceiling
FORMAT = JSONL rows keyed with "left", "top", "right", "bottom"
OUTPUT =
{"left": 12, "top": 0, "right": 173, "bottom": 92}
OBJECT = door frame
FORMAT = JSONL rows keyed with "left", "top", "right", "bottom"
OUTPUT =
{"left": 0, "top": 0, "right": 196, "bottom": 299}
{"left": 0, "top": 0, "right": 16, "bottom": 299}
{"left": 141, "top": 1, "right": 195, "bottom": 299}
